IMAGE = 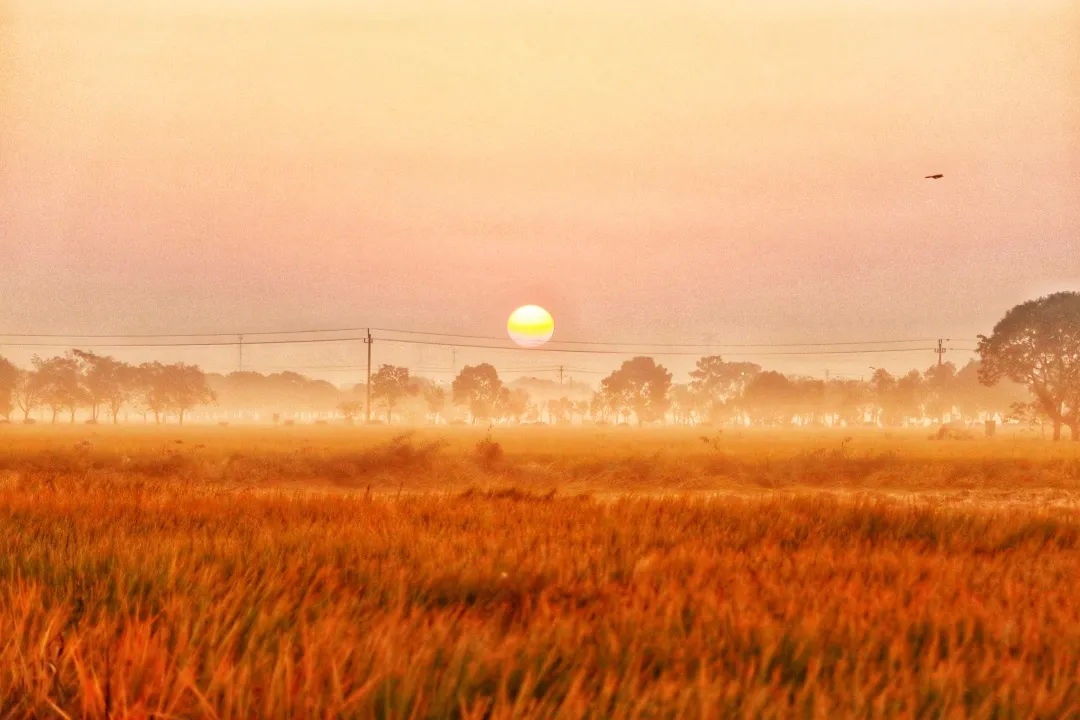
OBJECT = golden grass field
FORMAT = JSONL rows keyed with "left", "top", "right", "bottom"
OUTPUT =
{"left": 1, "top": 425, "right": 1079, "bottom": 718}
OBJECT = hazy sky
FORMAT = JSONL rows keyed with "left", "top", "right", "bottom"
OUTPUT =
{"left": 1, "top": 0, "right": 1078, "bottom": 381}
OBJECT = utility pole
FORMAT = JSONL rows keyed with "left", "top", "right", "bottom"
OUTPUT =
{"left": 364, "top": 329, "right": 373, "bottom": 424}
{"left": 238, "top": 334, "right": 244, "bottom": 372}
{"left": 824, "top": 369, "right": 830, "bottom": 381}
{"left": 558, "top": 365, "right": 564, "bottom": 386}
{"left": 935, "top": 338, "right": 949, "bottom": 367}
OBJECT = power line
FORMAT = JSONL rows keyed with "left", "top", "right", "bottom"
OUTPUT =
{"left": 0, "top": 335, "right": 976, "bottom": 357}
{"left": 0, "top": 324, "right": 961, "bottom": 350}
{"left": 0, "top": 337, "right": 367, "bottom": 348}
{"left": 374, "top": 336, "right": 948, "bottom": 357}
{"left": 0, "top": 326, "right": 368, "bottom": 339}
{"left": 373, "top": 327, "right": 946, "bottom": 349}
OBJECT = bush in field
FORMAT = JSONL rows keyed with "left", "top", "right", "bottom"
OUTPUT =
{"left": 474, "top": 433, "right": 503, "bottom": 468}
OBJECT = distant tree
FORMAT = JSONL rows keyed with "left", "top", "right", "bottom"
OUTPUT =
{"left": 546, "top": 396, "right": 574, "bottom": 424}
{"left": 73, "top": 350, "right": 136, "bottom": 423}
{"left": 952, "top": 360, "right": 1028, "bottom": 421}
{"left": 741, "top": 371, "right": 796, "bottom": 425}
{"left": 598, "top": 356, "right": 672, "bottom": 425}
{"left": 166, "top": 363, "right": 215, "bottom": 425}
{"left": 869, "top": 368, "right": 925, "bottom": 425}
{"left": 978, "top": 292, "right": 1080, "bottom": 441}
{"left": 922, "top": 362, "right": 958, "bottom": 422}
{"left": 423, "top": 385, "right": 447, "bottom": 424}
{"left": 823, "top": 379, "right": 870, "bottom": 426}
{"left": 12, "top": 368, "right": 44, "bottom": 422}
{"left": 869, "top": 367, "right": 896, "bottom": 424}
{"left": 133, "top": 362, "right": 213, "bottom": 424}
{"left": 370, "top": 365, "right": 415, "bottom": 423}
{"left": 34, "top": 355, "right": 85, "bottom": 423}
{"left": 337, "top": 399, "right": 363, "bottom": 424}
{"left": 0, "top": 356, "right": 16, "bottom": 420}
{"left": 688, "top": 356, "right": 760, "bottom": 424}
{"left": 572, "top": 400, "right": 590, "bottom": 423}
{"left": 136, "top": 362, "right": 170, "bottom": 423}
{"left": 497, "top": 387, "right": 531, "bottom": 423}
{"left": 893, "top": 370, "right": 926, "bottom": 423}
{"left": 788, "top": 378, "right": 825, "bottom": 425}
{"left": 668, "top": 384, "right": 699, "bottom": 425}
{"left": 589, "top": 390, "right": 612, "bottom": 423}
{"left": 452, "top": 364, "right": 503, "bottom": 423}
{"left": 211, "top": 370, "right": 344, "bottom": 420}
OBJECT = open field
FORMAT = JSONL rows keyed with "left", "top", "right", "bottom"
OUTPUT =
{"left": 1, "top": 426, "right": 1079, "bottom": 718}
{"left": 2, "top": 424, "right": 1079, "bottom": 499}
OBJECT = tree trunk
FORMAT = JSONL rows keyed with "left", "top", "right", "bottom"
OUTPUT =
{"left": 178, "top": 409, "right": 185, "bottom": 426}
{"left": 1052, "top": 419, "right": 1061, "bottom": 441}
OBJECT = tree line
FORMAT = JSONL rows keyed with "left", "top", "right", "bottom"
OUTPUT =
{"left": 1, "top": 292, "right": 1076, "bottom": 436}
{"left": 348, "top": 292, "right": 1080, "bottom": 438}
{"left": 0, "top": 351, "right": 214, "bottom": 425}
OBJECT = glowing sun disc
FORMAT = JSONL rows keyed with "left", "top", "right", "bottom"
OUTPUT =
{"left": 507, "top": 305, "right": 555, "bottom": 348}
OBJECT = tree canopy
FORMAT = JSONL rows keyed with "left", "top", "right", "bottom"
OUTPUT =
{"left": 598, "top": 356, "right": 672, "bottom": 425}
{"left": 978, "top": 292, "right": 1080, "bottom": 440}
{"left": 452, "top": 364, "right": 503, "bottom": 422}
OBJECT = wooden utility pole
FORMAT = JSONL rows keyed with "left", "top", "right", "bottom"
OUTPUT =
{"left": 558, "top": 365, "right": 564, "bottom": 385}
{"left": 364, "top": 329, "right": 373, "bottom": 424}
{"left": 935, "top": 338, "right": 949, "bottom": 367}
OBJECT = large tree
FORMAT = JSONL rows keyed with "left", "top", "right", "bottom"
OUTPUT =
{"left": 137, "top": 362, "right": 170, "bottom": 423}
{"left": 423, "top": 385, "right": 447, "bottom": 424}
{"left": 370, "top": 364, "right": 415, "bottom": 423}
{"left": 73, "top": 350, "right": 136, "bottom": 423}
{"left": 978, "top": 292, "right": 1080, "bottom": 440}
{"left": 545, "top": 395, "right": 574, "bottom": 424}
{"left": 0, "top": 356, "right": 17, "bottom": 420}
{"left": 337, "top": 399, "right": 363, "bottom": 424}
{"left": 922, "top": 362, "right": 958, "bottom": 422}
{"left": 869, "top": 368, "right": 924, "bottom": 426}
{"left": 598, "top": 356, "right": 672, "bottom": 425}
{"left": 452, "top": 364, "right": 503, "bottom": 423}
{"left": 688, "top": 356, "right": 760, "bottom": 424}
{"left": 136, "top": 361, "right": 214, "bottom": 424}
{"left": 12, "top": 368, "right": 44, "bottom": 422}
{"left": 34, "top": 355, "right": 85, "bottom": 423}
{"left": 668, "top": 383, "right": 699, "bottom": 425}
{"left": 497, "top": 387, "right": 531, "bottom": 424}
{"left": 167, "top": 363, "right": 215, "bottom": 425}
{"left": 740, "top": 371, "right": 797, "bottom": 426}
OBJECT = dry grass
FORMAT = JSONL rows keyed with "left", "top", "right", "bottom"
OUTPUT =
{"left": 0, "top": 425, "right": 1078, "bottom": 718}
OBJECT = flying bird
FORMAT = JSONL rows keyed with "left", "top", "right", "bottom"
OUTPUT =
{"left": 924, "top": 174, "right": 944, "bottom": 179}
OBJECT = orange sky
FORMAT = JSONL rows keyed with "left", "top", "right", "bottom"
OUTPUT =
{"left": 1, "top": 0, "right": 1078, "bottom": 382}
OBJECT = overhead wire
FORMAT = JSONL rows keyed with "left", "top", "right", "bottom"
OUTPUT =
{"left": 0, "top": 325, "right": 966, "bottom": 351}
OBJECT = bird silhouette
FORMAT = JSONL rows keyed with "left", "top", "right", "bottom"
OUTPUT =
{"left": 924, "top": 174, "right": 943, "bottom": 179}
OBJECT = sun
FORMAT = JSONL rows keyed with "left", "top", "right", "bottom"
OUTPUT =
{"left": 507, "top": 305, "right": 555, "bottom": 348}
